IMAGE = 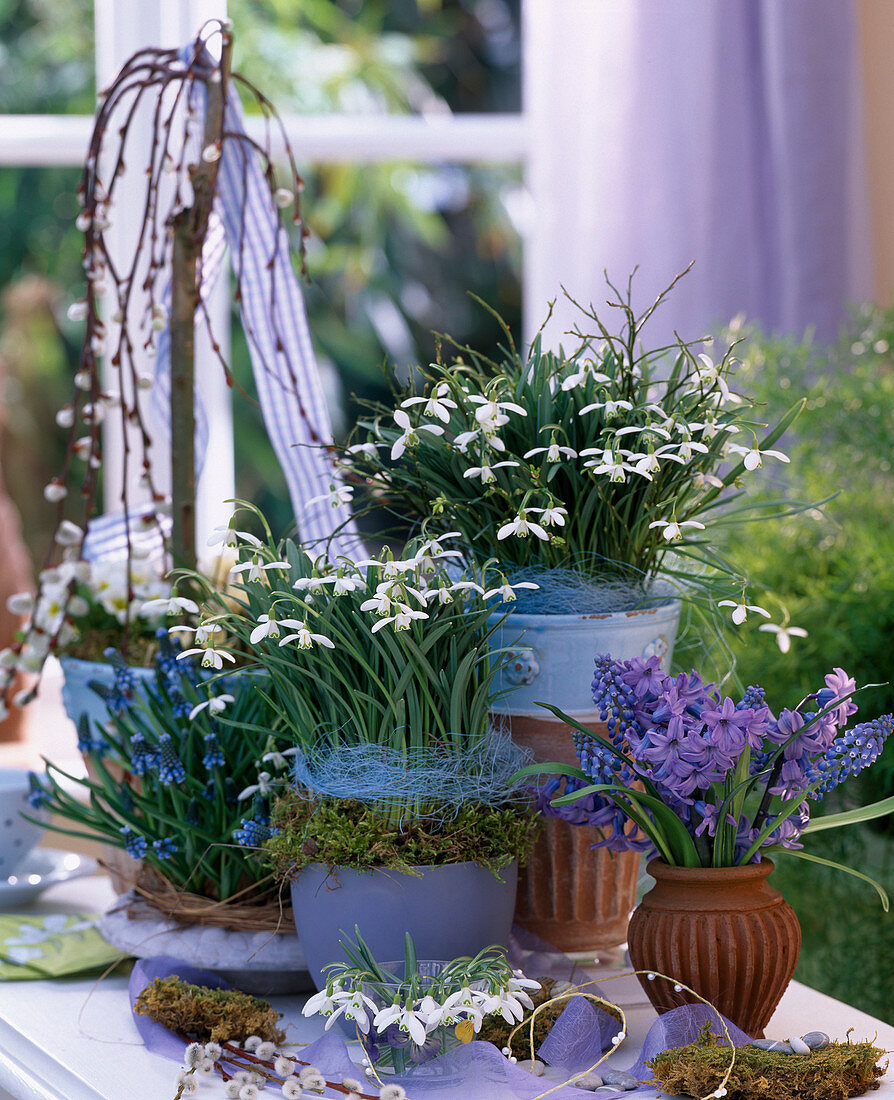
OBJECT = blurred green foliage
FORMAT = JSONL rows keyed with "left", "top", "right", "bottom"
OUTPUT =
{"left": 725, "top": 310, "right": 894, "bottom": 786}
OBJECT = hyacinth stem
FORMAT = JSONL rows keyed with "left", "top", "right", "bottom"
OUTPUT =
{"left": 170, "top": 30, "right": 233, "bottom": 573}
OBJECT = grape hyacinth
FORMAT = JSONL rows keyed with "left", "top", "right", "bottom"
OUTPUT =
{"left": 535, "top": 653, "right": 893, "bottom": 868}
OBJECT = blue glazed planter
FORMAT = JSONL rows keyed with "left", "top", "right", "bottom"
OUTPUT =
{"left": 58, "top": 656, "right": 156, "bottom": 735}
{"left": 291, "top": 861, "right": 518, "bottom": 991}
{"left": 490, "top": 600, "right": 682, "bottom": 718}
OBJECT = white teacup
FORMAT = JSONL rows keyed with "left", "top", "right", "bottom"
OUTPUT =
{"left": 0, "top": 768, "right": 46, "bottom": 878}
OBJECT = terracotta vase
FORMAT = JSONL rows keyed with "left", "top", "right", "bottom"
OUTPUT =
{"left": 508, "top": 712, "right": 641, "bottom": 953}
{"left": 627, "top": 859, "right": 801, "bottom": 1036}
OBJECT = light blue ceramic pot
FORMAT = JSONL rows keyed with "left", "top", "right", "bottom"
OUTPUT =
{"left": 490, "top": 600, "right": 682, "bottom": 718}
{"left": 58, "top": 656, "right": 156, "bottom": 735}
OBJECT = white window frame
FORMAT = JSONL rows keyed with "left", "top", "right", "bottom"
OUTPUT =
{"left": 0, "top": 0, "right": 559, "bottom": 538}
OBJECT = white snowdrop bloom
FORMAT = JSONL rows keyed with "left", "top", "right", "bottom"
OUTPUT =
{"left": 277, "top": 620, "right": 336, "bottom": 650}
{"left": 672, "top": 438, "right": 710, "bottom": 462}
{"left": 483, "top": 580, "right": 539, "bottom": 602}
{"left": 54, "top": 519, "right": 83, "bottom": 547}
{"left": 230, "top": 556, "right": 292, "bottom": 582}
{"left": 497, "top": 511, "right": 549, "bottom": 541}
{"left": 527, "top": 505, "right": 567, "bottom": 527}
{"left": 280, "top": 1079, "right": 303, "bottom": 1099}
{"left": 347, "top": 441, "right": 379, "bottom": 458}
{"left": 614, "top": 423, "right": 672, "bottom": 442}
{"left": 391, "top": 408, "right": 445, "bottom": 459}
{"left": 692, "top": 471, "right": 724, "bottom": 490}
{"left": 648, "top": 519, "right": 706, "bottom": 542}
{"left": 462, "top": 460, "right": 520, "bottom": 483}
{"left": 369, "top": 605, "right": 429, "bottom": 633}
{"left": 524, "top": 441, "right": 577, "bottom": 462}
{"left": 692, "top": 352, "right": 740, "bottom": 405}
{"left": 581, "top": 448, "right": 632, "bottom": 481}
{"left": 559, "top": 359, "right": 610, "bottom": 391}
{"left": 188, "top": 694, "right": 235, "bottom": 722}
{"left": 758, "top": 622, "right": 808, "bottom": 654}
{"left": 170, "top": 621, "right": 223, "bottom": 646}
{"left": 140, "top": 595, "right": 199, "bottom": 617}
{"left": 726, "top": 442, "right": 790, "bottom": 470}
{"left": 372, "top": 1002, "right": 427, "bottom": 1046}
{"left": 238, "top": 772, "right": 274, "bottom": 802}
{"left": 305, "top": 484, "right": 353, "bottom": 510}
{"left": 401, "top": 383, "right": 457, "bottom": 422}
{"left": 467, "top": 395, "right": 527, "bottom": 433}
{"left": 579, "top": 397, "right": 633, "bottom": 418}
{"left": 452, "top": 428, "right": 482, "bottom": 454}
{"left": 718, "top": 599, "right": 771, "bottom": 626}
{"left": 477, "top": 991, "right": 526, "bottom": 1024}
{"left": 177, "top": 646, "right": 236, "bottom": 670}
{"left": 690, "top": 417, "right": 739, "bottom": 440}
{"left": 207, "top": 525, "right": 262, "bottom": 549}
{"left": 250, "top": 613, "right": 282, "bottom": 644}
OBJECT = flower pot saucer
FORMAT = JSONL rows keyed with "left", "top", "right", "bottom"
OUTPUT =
{"left": 0, "top": 849, "right": 98, "bottom": 909}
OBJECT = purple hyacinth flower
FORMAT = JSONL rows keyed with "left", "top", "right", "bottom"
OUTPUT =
{"left": 620, "top": 655, "right": 664, "bottom": 699}
{"left": 701, "top": 697, "right": 752, "bottom": 761}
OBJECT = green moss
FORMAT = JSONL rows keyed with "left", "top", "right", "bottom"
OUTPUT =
{"left": 649, "top": 1025, "right": 886, "bottom": 1100}
{"left": 133, "top": 976, "right": 285, "bottom": 1044}
{"left": 477, "top": 978, "right": 623, "bottom": 1052}
{"left": 265, "top": 790, "right": 539, "bottom": 879}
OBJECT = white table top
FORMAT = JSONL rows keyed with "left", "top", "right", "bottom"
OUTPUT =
{"left": 0, "top": 872, "right": 891, "bottom": 1100}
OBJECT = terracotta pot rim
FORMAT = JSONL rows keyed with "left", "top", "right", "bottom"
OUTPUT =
{"left": 646, "top": 858, "right": 775, "bottom": 883}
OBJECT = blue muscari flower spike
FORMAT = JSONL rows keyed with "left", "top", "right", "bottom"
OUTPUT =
{"left": 155, "top": 628, "right": 193, "bottom": 688}
{"left": 233, "top": 817, "right": 279, "bottom": 847}
{"left": 153, "top": 837, "right": 178, "bottom": 860}
{"left": 27, "top": 773, "right": 49, "bottom": 810}
{"left": 812, "top": 714, "right": 893, "bottom": 797}
{"left": 129, "top": 734, "right": 157, "bottom": 777}
{"left": 738, "top": 685, "right": 766, "bottom": 710}
{"left": 202, "top": 732, "right": 225, "bottom": 770}
{"left": 120, "top": 825, "right": 147, "bottom": 859}
{"left": 590, "top": 654, "right": 638, "bottom": 746}
{"left": 103, "top": 647, "right": 139, "bottom": 709}
{"left": 157, "top": 733, "right": 186, "bottom": 785}
{"left": 169, "top": 690, "right": 192, "bottom": 718}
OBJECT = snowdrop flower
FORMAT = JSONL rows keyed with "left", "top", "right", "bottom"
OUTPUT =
{"left": 178, "top": 646, "right": 236, "bottom": 670}
{"left": 579, "top": 398, "right": 633, "bottom": 418}
{"left": 347, "top": 441, "right": 380, "bottom": 458}
{"left": 278, "top": 620, "right": 336, "bottom": 650}
{"left": 527, "top": 505, "right": 567, "bottom": 527}
{"left": 497, "top": 510, "right": 549, "bottom": 541}
{"left": 170, "top": 621, "right": 223, "bottom": 645}
{"left": 238, "top": 772, "right": 274, "bottom": 801}
{"left": 462, "top": 460, "right": 519, "bottom": 483}
{"left": 559, "top": 359, "right": 610, "bottom": 390}
{"left": 305, "top": 483, "right": 353, "bottom": 510}
{"left": 719, "top": 598, "right": 771, "bottom": 625}
{"left": 140, "top": 595, "right": 199, "bottom": 617}
{"left": 370, "top": 606, "right": 429, "bottom": 633}
{"left": 672, "top": 438, "right": 710, "bottom": 462}
{"left": 523, "top": 441, "right": 577, "bottom": 462}
{"left": 477, "top": 990, "right": 528, "bottom": 1023}
{"left": 759, "top": 622, "right": 808, "bottom": 653}
{"left": 188, "top": 694, "right": 234, "bottom": 721}
{"left": 467, "top": 395, "right": 527, "bottom": 434}
{"left": 690, "top": 417, "right": 739, "bottom": 440}
{"left": 207, "top": 525, "right": 262, "bottom": 549}
{"left": 692, "top": 471, "right": 724, "bottom": 490}
{"left": 614, "top": 423, "right": 672, "bottom": 441}
{"left": 250, "top": 613, "right": 282, "bottom": 643}
{"left": 391, "top": 409, "right": 444, "bottom": 459}
{"left": 692, "top": 352, "right": 740, "bottom": 405}
{"left": 483, "top": 580, "right": 539, "bottom": 602}
{"left": 726, "top": 442, "right": 790, "bottom": 470}
{"left": 373, "top": 1002, "right": 428, "bottom": 1045}
{"left": 452, "top": 428, "right": 482, "bottom": 454}
{"left": 230, "top": 555, "right": 292, "bottom": 582}
{"left": 401, "top": 383, "right": 457, "bottom": 422}
{"left": 648, "top": 519, "right": 706, "bottom": 541}
{"left": 581, "top": 448, "right": 632, "bottom": 481}
{"left": 320, "top": 572, "right": 363, "bottom": 595}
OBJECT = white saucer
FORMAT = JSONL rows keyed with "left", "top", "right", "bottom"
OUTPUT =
{"left": 0, "top": 849, "right": 97, "bottom": 909}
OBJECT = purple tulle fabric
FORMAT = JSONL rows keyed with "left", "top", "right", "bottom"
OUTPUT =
{"left": 130, "top": 957, "right": 751, "bottom": 1098}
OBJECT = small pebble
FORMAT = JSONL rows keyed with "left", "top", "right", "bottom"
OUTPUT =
{"left": 601, "top": 1069, "right": 639, "bottom": 1089}
{"left": 750, "top": 1039, "right": 794, "bottom": 1054}
{"left": 788, "top": 1036, "right": 811, "bottom": 1055}
{"left": 552, "top": 979, "right": 574, "bottom": 994}
{"left": 517, "top": 1059, "right": 545, "bottom": 1077}
{"left": 572, "top": 1071, "right": 603, "bottom": 1091}
{"left": 802, "top": 1031, "right": 830, "bottom": 1050}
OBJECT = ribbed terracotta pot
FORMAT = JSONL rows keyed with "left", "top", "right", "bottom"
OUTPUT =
{"left": 627, "top": 859, "right": 801, "bottom": 1037}
{"left": 508, "top": 712, "right": 641, "bottom": 953}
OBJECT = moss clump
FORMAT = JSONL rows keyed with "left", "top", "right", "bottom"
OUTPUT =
{"left": 477, "top": 978, "right": 623, "bottom": 1051}
{"left": 133, "top": 976, "right": 285, "bottom": 1044}
{"left": 648, "top": 1024, "right": 887, "bottom": 1100}
{"left": 265, "top": 790, "right": 540, "bottom": 879}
